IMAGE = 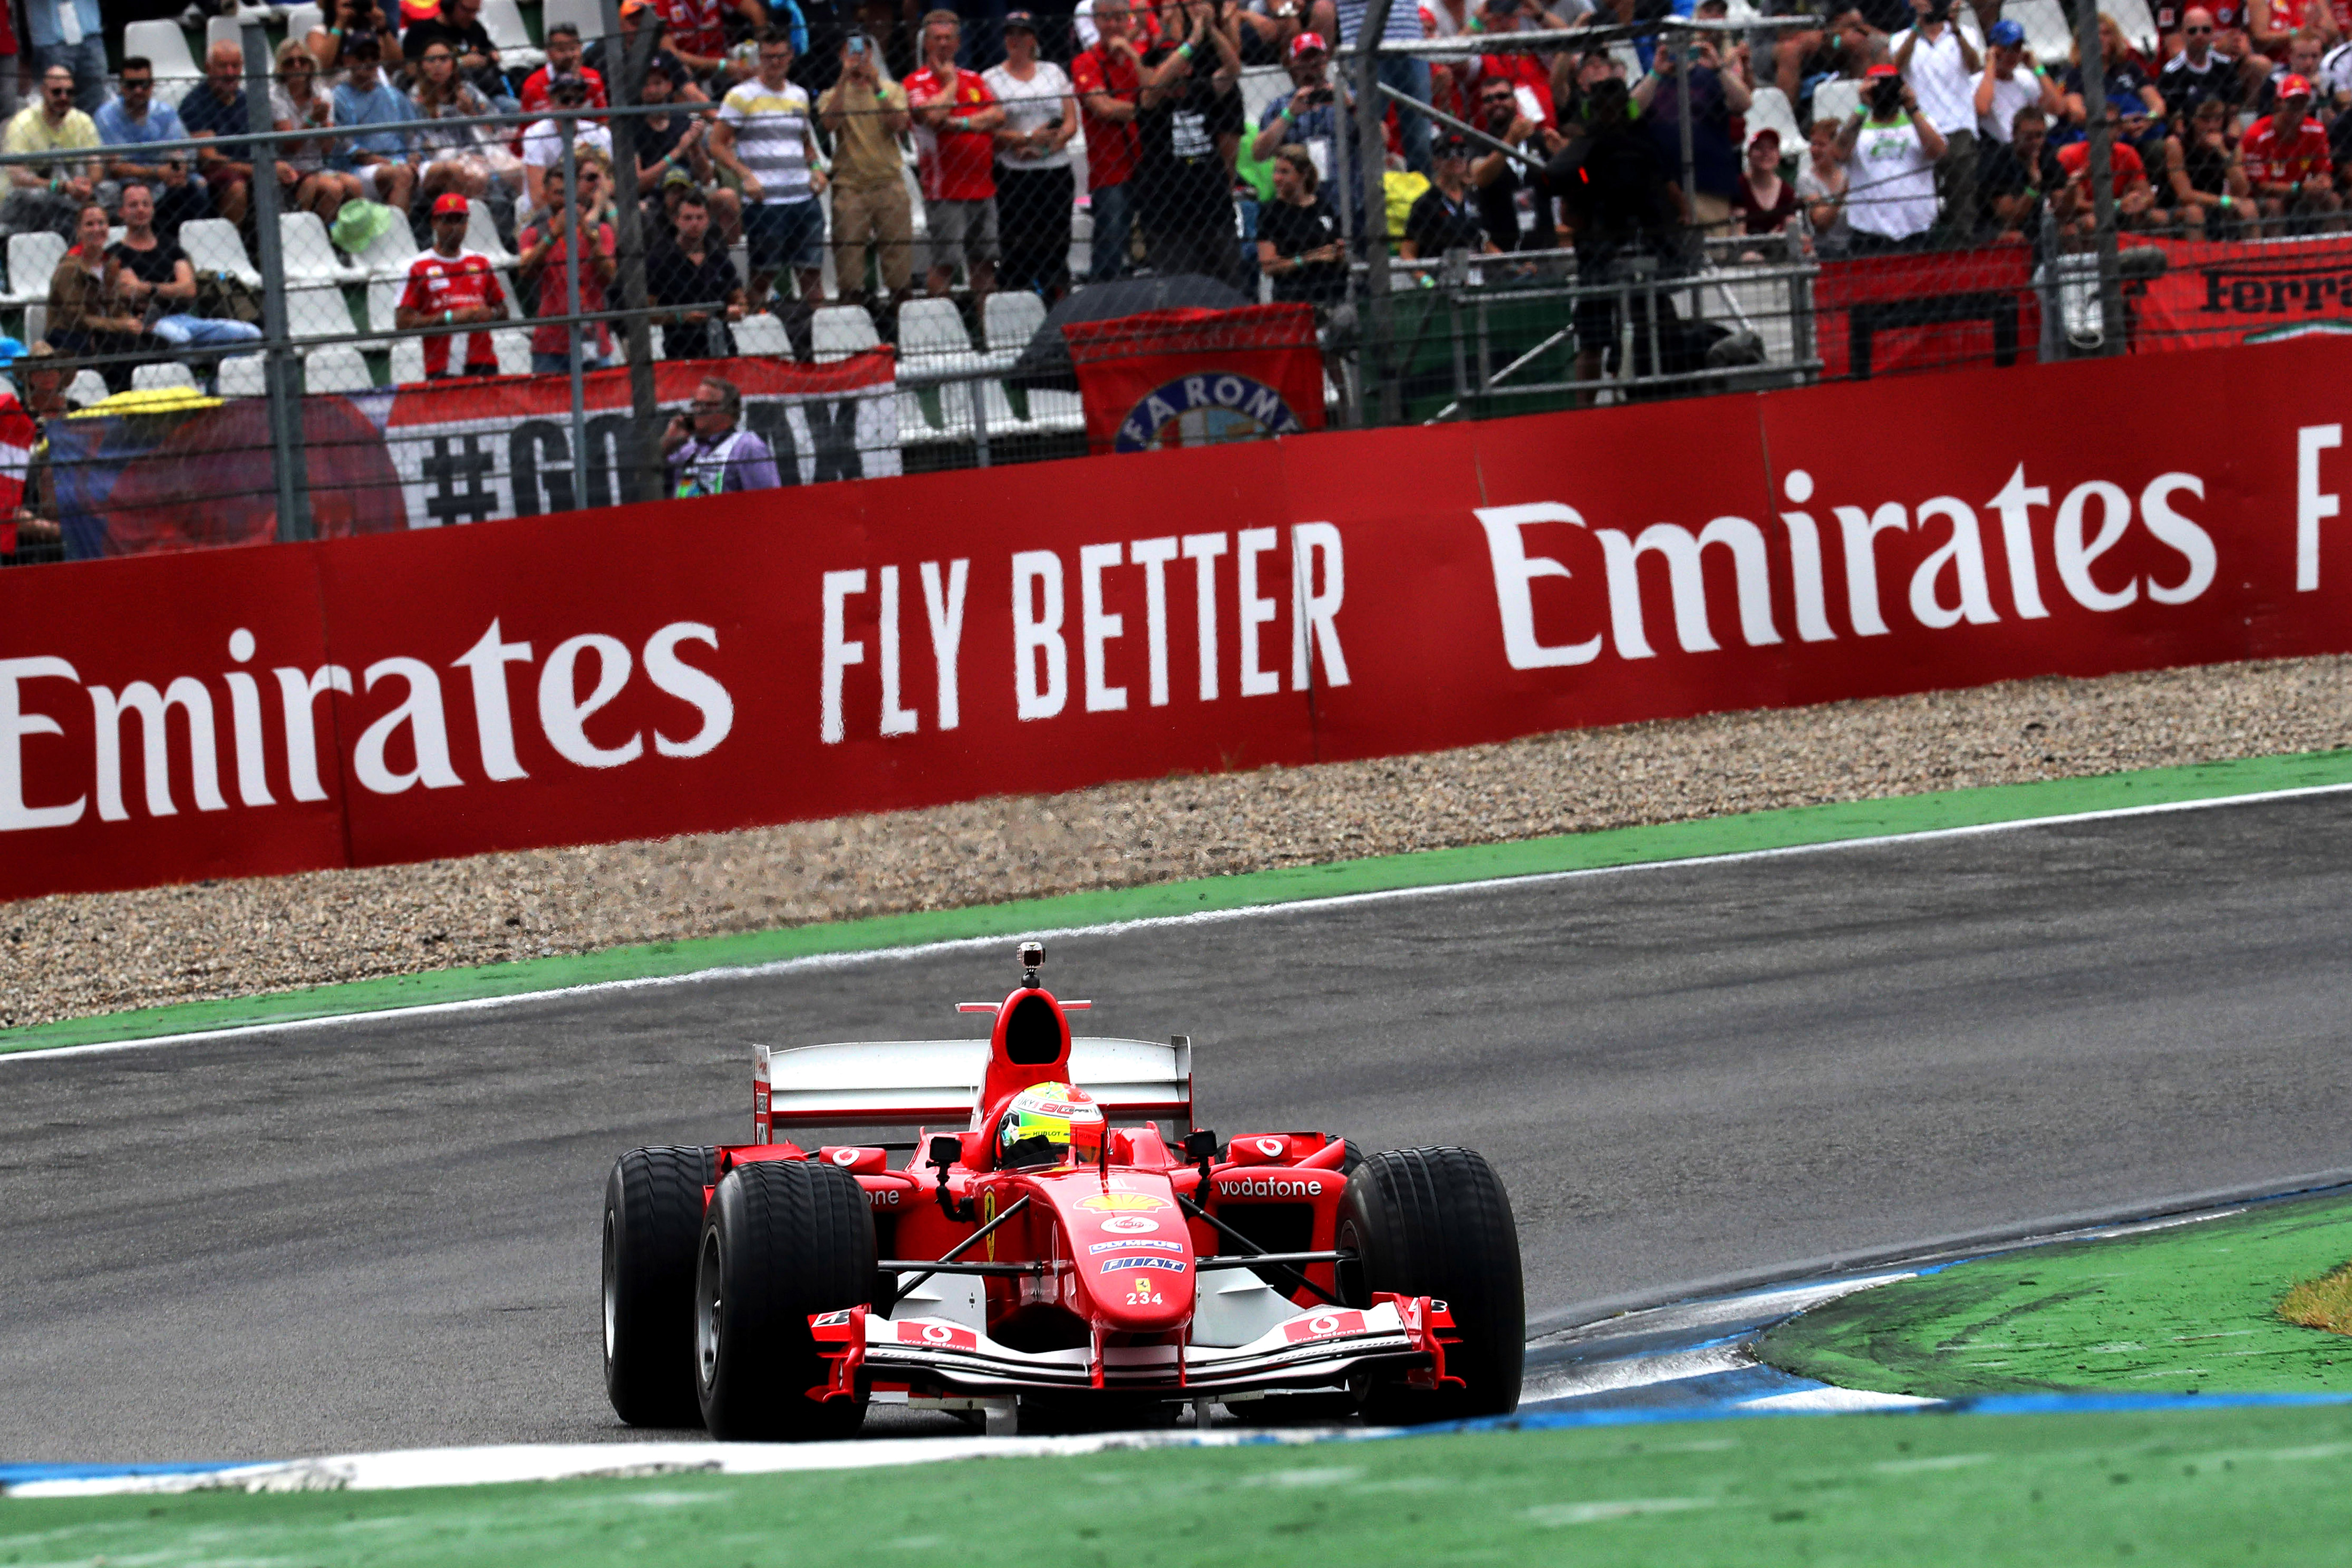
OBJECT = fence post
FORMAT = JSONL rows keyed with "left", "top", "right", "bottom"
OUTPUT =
{"left": 2070, "top": 0, "right": 2126, "bottom": 353}
{"left": 603, "top": 0, "right": 663, "bottom": 501}
{"left": 1355, "top": 0, "right": 1399, "bottom": 426}
{"left": 245, "top": 20, "right": 312, "bottom": 542}
{"left": 559, "top": 128, "right": 589, "bottom": 495}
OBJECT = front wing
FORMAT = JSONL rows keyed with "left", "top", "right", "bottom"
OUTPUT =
{"left": 808, "top": 1294, "right": 1461, "bottom": 1400}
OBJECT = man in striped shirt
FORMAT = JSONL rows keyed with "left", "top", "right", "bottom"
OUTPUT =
{"left": 712, "top": 27, "right": 829, "bottom": 309}
{"left": 1330, "top": 0, "right": 1430, "bottom": 173}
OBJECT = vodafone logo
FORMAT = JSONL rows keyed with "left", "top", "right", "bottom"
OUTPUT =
{"left": 1216, "top": 1177, "right": 1326, "bottom": 1199}
{"left": 1310, "top": 1313, "right": 1342, "bottom": 1334}
{"left": 1099, "top": 1216, "right": 1160, "bottom": 1234}
{"left": 921, "top": 1323, "right": 954, "bottom": 1344}
{"left": 1256, "top": 1137, "right": 1286, "bottom": 1158}
{"left": 898, "top": 1320, "right": 978, "bottom": 1351}
{"left": 1282, "top": 1309, "right": 1368, "bottom": 1344}
{"left": 831, "top": 1148, "right": 860, "bottom": 1167}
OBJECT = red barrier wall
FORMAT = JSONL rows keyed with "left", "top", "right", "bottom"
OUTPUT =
{"left": 6, "top": 336, "right": 2352, "bottom": 902}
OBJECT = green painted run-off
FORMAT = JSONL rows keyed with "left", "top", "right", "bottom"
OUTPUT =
{"left": 8, "top": 746, "right": 2352, "bottom": 1055}
{"left": 1759, "top": 1191, "right": 2352, "bottom": 1399}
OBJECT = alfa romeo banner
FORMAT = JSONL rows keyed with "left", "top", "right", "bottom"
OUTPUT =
{"left": 7, "top": 335, "right": 2352, "bottom": 900}
{"left": 378, "top": 352, "right": 901, "bottom": 527}
{"left": 1063, "top": 304, "right": 1326, "bottom": 456}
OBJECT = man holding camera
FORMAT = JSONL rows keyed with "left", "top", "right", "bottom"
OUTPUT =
{"left": 1890, "top": 0, "right": 1981, "bottom": 242}
{"left": 1468, "top": 70, "right": 1565, "bottom": 251}
{"left": 1632, "top": 33, "right": 1749, "bottom": 232}
{"left": 818, "top": 31, "right": 913, "bottom": 312}
{"left": 1836, "top": 61, "right": 1946, "bottom": 250}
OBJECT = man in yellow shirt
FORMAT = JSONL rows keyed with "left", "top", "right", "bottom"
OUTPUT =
{"left": 0, "top": 64, "right": 98, "bottom": 242}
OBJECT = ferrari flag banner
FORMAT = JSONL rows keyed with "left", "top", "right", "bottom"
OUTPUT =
{"left": 1062, "top": 304, "right": 1325, "bottom": 456}
{"left": 2134, "top": 234, "right": 2352, "bottom": 354}
{"left": 381, "top": 352, "right": 900, "bottom": 527}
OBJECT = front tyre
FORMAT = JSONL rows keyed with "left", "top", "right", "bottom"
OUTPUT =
{"left": 1337, "top": 1146, "right": 1524, "bottom": 1424}
{"left": 603, "top": 1145, "right": 716, "bottom": 1427}
{"left": 695, "top": 1158, "right": 876, "bottom": 1441}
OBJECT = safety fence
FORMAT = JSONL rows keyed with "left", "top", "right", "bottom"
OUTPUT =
{"left": 2, "top": 0, "right": 2344, "bottom": 566}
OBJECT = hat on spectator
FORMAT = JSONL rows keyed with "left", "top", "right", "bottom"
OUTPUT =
{"left": 622, "top": 0, "right": 653, "bottom": 12}
{"left": 1864, "top": 62, "right": 1899, "bottom": 78}
{"left": 1432, "top": 130, "right": 1472, "bottom": 157}
{"left": 2278, "top": 71, "right": 2315, "bottom": 98}
{"left": 432, "top": 192, "right": 471, "bottom": 217}
{"left": 1289, "top": 30, "right": 1328, "bottom": 57}
{"left": 1987, "top": 17, "right": 2024, "bottom": 45}
{"left": 1004, "top": 9, "right": 1038, "bottom": 30}
{"left": 401, "top": 0, "right": 438, "bottom": 23}
{"left": 1749, "top": 124, "right": 1781, "bottom": 150}
{"left": 0, "top": 337, "right": 25, "bottom": 370}
{"left": 662, "top": 165, "right": 696, "bottom": 187}
{"left": 548, "top": 70, "right": 589, "bottom": 99}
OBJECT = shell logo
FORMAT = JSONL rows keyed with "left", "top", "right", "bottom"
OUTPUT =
{"left": 1079, "top": 1193, "right": 1170, "bottom": 1213}
{"left": 1257, "top": 1137, "right": 1286, "bottom": 1157}
{"left": 1099, "top": 1216, "right": 1160, "bottom": 1234}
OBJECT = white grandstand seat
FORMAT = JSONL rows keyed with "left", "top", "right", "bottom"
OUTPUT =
{"left": 466, "top": 199, "right": 517, "bottom": 269}
{"left": 351, "top": 215, "right": 420, "bottom": 282}
{"left": 2, "top": 231, "right": 64, "bottom": 307}
{"left": 811, "top": 303, "right": 881, "bottom": 362}
{"left": 64, "top": 370, "right": 107, "bottom": 407}
{"left": 732, "top": 312, "right": 793, "bottom": 356}
{"left": 280, "top": 211, "right": 364, "bottom": 282}
{"left": 123, "top": 20, "right": 202, "bottom": 84}
{"left": 2108, "top": 0, "right": 2160, "bottom": 52}
{"left": 286, "top": 281, "right": 354, "bottom": 342}
{"left": 897, "top": 297, "right": 994, "bottom": 439}
{"left": 132, "top": 362, "right": 198, "bottom": 392}
{"left": 180, "top": 218, "right": 262, "bottom": 288}
{"left": 479, "top": 0, "right": 545, "bottom": 71}
{"left": 19, "top": 303, "right": 40, "bottom": 346}
{"left": 1744, "top": 85, "right": 1800, "bottom": 152}
{"left": 304, "top": 346, "right": 373, "bottom": 392}
{"left": 1810, "top": 77, "right": 1863, "bottom": 126}
{"left": 544, "top": 0, "right": 607, "bottom": 40}
{"left": 982, "top": 289, "right": 1045, "bottom": 365}
{"left": 205, "top": 15, "right": 248, "bottom": 56}
{"left": 218, "top": 353, "right": 268, "bottom": 396}
{"left": 896, "top": 296, "right": 976, "bottom": 365}
{"left": 282, "top": 2, "right": 325, "bottom": 40}
{"left": 493, "top": 326, "right": 533, "bottom": 376}
{"left": 389, "top": 335, "right": 425, "bottom": 384}
{"left": 2007, "top": 0, "right": 2075, "bottom": 61}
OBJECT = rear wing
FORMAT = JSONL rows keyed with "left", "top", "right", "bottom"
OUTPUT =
{"left": 753, "top": 1035, "right": 1194, "bottom": 1139}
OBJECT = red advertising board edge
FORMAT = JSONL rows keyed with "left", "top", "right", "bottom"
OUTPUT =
{"left": 4, "top": 335, "right": 2352, "bottom": 902}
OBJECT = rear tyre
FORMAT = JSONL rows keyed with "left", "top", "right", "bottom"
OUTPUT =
{"left": 1336, "top": 1146, "right": 1524, "bottom": 1424}
{"left": 603, "top": 1145, "right": 716, "bottom": 1427}
{"left": 695, "top": 1158, "right": 876, "bottom": 1441}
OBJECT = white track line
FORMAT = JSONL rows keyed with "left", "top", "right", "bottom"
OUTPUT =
{"left": 11, "top": 776, "right": 2352, "bottom": 1063}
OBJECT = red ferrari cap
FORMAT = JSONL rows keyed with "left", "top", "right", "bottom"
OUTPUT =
{"left": 2279, "top": 71, "right": 2315, "bottom": 98}
{"left": 1289, "top": 30, "right": 1327, "bottom": 57}
{"left": 432, "top": 192, "right": 470, "bottom": 217}
{"left": 1864, "top": 62, "right": 1899, "bottom": 78}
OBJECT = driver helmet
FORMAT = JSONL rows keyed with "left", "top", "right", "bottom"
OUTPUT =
{"left": 997, "top": 1081, "right": 1105, "bottom": 1169}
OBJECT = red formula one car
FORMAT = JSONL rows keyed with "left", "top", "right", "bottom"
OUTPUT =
{"left": 601, "top": 943, "right": 1524, "bottom": 1439}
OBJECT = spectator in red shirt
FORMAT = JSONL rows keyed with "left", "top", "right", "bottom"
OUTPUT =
{"left": 2241, "top": 71, "right": 2341, "bottom": 229}
{"left": 518, "top": 150, "right": 618, "bottom": 375}
{"left": 1073, "top": 0, "right": 1145, "bottom": 281}
{"left": 1470, "top": 0, "right": 1558, "bottom": 128}
{"left": 654, "top": 0, "right": 767, "bottom": 81}
{"left": 393, "top": 192, "right": 505, "bottom": 377}
{"left": 908, "top": 9, "right": 1005, "bottom": 300}
{"left": 520, "top": 25, "right": 609, "bottom": 117}
{"left": 2053, "top": 122, "right": 2157, "bottom": 236}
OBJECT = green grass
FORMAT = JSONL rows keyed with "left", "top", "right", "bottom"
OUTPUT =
{"left": 9, "top": 747, "right": 2352, "bottom": 1056}
{"left": 1758, "top": 1191, "right": 2352, "bottom": 1400}
{"left": 11, "top": 1404, "right": 2352, "bottom": 1566}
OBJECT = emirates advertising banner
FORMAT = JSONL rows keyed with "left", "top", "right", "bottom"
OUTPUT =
{"left": 4, "top": 337, "right": 2352, "bottom": 901}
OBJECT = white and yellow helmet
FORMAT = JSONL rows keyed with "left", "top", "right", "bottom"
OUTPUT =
{"left": 996, "top": 1081, "right": 1105, "bottom": 1168}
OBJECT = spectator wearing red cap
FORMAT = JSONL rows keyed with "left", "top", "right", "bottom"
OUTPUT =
{"left": 394, "top": 193, "right": 504, "bottom": 378}
{"left": 1073, "top": 0, "right": 1145, "bottom": 280}
{"left": 2241, "top": 70, "right": 2341, "bottom": 230}
{"left": 1836, "top": 62, "right": 1948, "bottom": 250}
{"left": 1731, "top": 127, "right": 1799, "bottom": 248}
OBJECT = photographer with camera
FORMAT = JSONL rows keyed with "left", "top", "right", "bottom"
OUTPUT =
{"left": 1836, "top": 60, "right": 1946, "bottom": 251}
{"left": 1135, "top": 0, "right": 1245, "bottom": 285}
{"left": 1891, "top": 0, "right": 1981, "bottom": 241}
{"left": 1632, "top": 31, "right": 1750, "bottom": 233}
{"left": 818, "top": 31, "right": 913, "bottom": 312}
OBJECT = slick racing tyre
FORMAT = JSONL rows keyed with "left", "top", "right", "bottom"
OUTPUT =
{"left": 695, "top": 1158, "right": 876, "bottom": 1441}
{"left": 603, "top": 1145, "right": 716, "bottom": 1427}
{"left": 1337, "top": 1146, "right": 1525, "bottom": 1424}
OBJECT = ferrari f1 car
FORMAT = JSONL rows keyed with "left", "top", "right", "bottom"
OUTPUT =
{"left": 601, "top": 943, "right": 1524, "bottom": 1439}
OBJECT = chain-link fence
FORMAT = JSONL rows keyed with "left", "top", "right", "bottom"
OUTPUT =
{"left": 1, "top": 0, "right": 2336, "bottom": 566}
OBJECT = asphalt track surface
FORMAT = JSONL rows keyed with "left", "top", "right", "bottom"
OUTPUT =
{"left": 7, "top": 793, "right": 2352, "bottom": 1462}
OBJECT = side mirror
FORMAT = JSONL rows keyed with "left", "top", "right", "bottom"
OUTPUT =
{"left": 927, "top": 1133, "right": 962, "bottom": 1170}
{"left": 1182, "top": 1129, "right": 1219, "bottom": 1162}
